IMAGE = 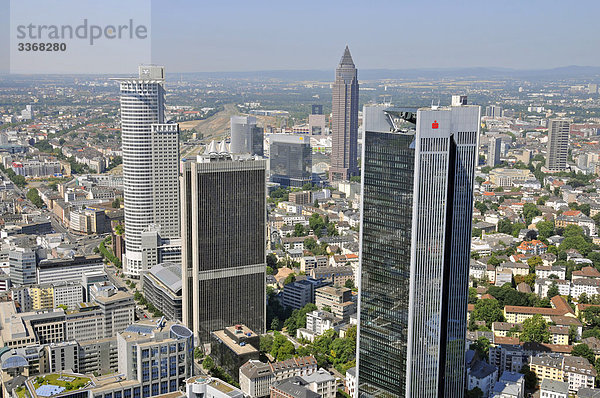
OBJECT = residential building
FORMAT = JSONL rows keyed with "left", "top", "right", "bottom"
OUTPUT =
{"left": 309, "top": 266, "right": 354, "bottom": 287}
{"left": 466, "top": 350, "right": 497, "bottom": 397}
{"left": 488, "top": 168, "right": 535, "bottom": 187}
{"left": 516, "top": 240, "right": 548, "bottom": 255}
{"left": 357, "top": 102, "right": 479, "bottom": 396}
{"left": 529, "top": 355, "right": 596, "bottom": 394}
{"left": 270, "top": 377, "right": 320, "bottom": 398}
{"left": 546, "top": 119, "right": 570, "bottom": 172}
{"left": 540, "top": 378, "right": 569, "bottom": 398}
{"left": 269, "top": 135, "right": 312, "bottom": 187}
{"left": 181, "top": 147, "right": 266, "bottom": 342}
{"left": 239, "top": 356, "right": 317, "bottom": 398}
{"left": 297, "top": 310, "right": 343, "bottom": 342}
{"left": 329, "top": 46, "right": 359, "bottom": 182}
{"left": 113, "top": 65, "right": 180, "bottom": 277}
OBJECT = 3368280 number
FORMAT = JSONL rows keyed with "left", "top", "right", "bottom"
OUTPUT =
{"left": 17, "top": 42, "right": 66, "bottom": 51}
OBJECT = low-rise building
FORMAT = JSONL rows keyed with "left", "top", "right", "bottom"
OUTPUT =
{"left": 540, "top": 378, "right": 569, "bottom": 398}
{"left": 210, "top": 325, "right": 260, "bottom": 382}
{"left": 314, "top": 286, "right": 355, "bottom": 320}
{"left": 239, "top": 356, "right": 317, "bottom": 398}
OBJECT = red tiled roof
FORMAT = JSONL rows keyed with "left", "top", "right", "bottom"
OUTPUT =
{"left": 572, "top": 267, "right": 600, "bottom": 278}
{"left": 563, "top": 210, "right": 582, "bottom": 217}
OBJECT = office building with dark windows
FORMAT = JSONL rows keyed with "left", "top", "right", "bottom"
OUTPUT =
{"left": 181, "top": 141, "right": 266, "bottom": 343}
{"left": 142, "top": 262, "right": 182, "bottom": 321}
{"left": 269, "top": 134, "right": 312, "bottom": 187}
{"left": 357, "top": 100, "right": 479, "bottom": 397}
{"left": 330, "top": 46, "right": 359, "bottom": 182}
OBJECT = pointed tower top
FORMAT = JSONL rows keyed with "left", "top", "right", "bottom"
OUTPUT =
{"left": 339, "top": 45, "right": 355, "bottom": 67}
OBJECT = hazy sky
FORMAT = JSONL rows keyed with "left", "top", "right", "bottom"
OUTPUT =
{"left": 2, "top": 0, "right": 600, "bottom": 74}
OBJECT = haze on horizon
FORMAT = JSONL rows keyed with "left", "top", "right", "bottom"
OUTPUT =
{"left": 1, "top": 0, "right": 600, "bottom": 74}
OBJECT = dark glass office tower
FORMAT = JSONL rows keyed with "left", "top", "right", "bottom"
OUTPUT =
{"left": 181, "top": 143, "right": 266, "bottom": 343}
{"left": 269, "top": 134, "right": 312, "bottom": 187}
{"left": 330, "top": 46, "right": 359, "bottom": 182}
{"left": 357, "top": 102, "right": 479, "bottom": 397}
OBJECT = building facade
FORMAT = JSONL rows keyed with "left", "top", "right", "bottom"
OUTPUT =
{"left": 329, "top": 46, "right": 359, "bottom": 182}
{"left": 182, "top": 146, "right": 266, "bottom": 342}
{"left": 230, "top": 116, "right": 264, "bottom": 156}
{"left": 269, "top": 135, "right": 312, "bottom": 187}
{"left": 113, "top": 65, "right": 180, "bottom": 277}
{"left": 357, "top": 102, "right": 479, "bottom": 397}
{"left": 546, "top": 119, "right": 570, "bottom": 172}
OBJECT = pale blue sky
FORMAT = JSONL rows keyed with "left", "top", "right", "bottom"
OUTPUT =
{"left": 2, "top": 0, "right": 600, "bottom": 73}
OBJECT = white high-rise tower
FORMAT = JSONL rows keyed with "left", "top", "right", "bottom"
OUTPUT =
{"left": 113, "top": 66, "right": 180, "bottom": 277}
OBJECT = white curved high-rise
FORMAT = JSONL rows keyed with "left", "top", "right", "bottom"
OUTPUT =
{"left": 113, "top": 66, "right": 180, "bottom": 277}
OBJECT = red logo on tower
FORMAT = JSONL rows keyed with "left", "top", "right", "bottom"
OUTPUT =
{"left": 432, "top": 120, "right": 439, "bottom": 129}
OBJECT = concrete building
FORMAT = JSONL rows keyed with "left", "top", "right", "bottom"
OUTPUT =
{"left": 546, "top": 119, "right": 570, "bottom": 172}
{"left": 315, "top": 286, "right": 355, "bottom": 320}
{"left": 181, "top": 147, "right": 266, "bottom": 342}
{"left": 113, "top": 65, "right": 180, "bottom": 277}
{"left": 329, "top": 46, "right": 359, "bottom": 182}
{"left": 117, "top": 319, "right": 194, "bottom": 394}
{"left": 230, "top": 116, "right": 264, "bottom": 156}
{"left": 239, "top": 356, "right": 317, "bottom": 398}
{"left": 540, "top": 378, "right": 568, "bottom": 398}
{"left": 488, "top": 136, "right": 502, "bottom": 167}
{"left": 9, "top": 247, "right": 37, "bottom": 286}
{"left": 186, "top": 376, "right": 244, "bottom": 398}
{"left": 142, "top": 262, "right": 182, "bottom": 321}
{"left": 210, "top": 324, "right": 260, "bottom": 382}
{"left": 37, "top": 255, "right": 104, "bottom": 284}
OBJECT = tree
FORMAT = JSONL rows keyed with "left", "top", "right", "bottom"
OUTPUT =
{"left": 583, "top": 306, "right": 600, "bottom": 328}
{"left": 523, "top": 203, "right": 541, "bottom": 225}
{"left": 536, "top": 220, "right": 554, "bottom": 240}
{"left": 475, "top": 202, "right": 488, "bottom": 215}
{"left": 520, "top": 365, "right": 538, "bottom": 390}
{"left": 498, "top": 218, "right": 513, "bottom": 235}
{"left": 112, "top": 198, "right": 121, "bottom": 208}
{"left": 572, "top": 343, "right": 596, "bottom": 365}
{"left": 469, "top": 337, "right": 490, "bottom": 360}
{"left": 520, "top": 314, "right": 550, "bottom": 343}
{"left": 259, "top": 335, "right": 274, "bottom": 352}
{"left": 344, "top": 279, "right": 355, "bottom": 289}
{"left": 266, "top": 253, "right": 278, "bottom": 268}
{"left": 266, "top": 266, "right": 275, "bottom": 275}
{"left": 527, "top": 256, "right": 543, "bottom": 273}
{"left": 202, "top": 355, "right": 215, "bottom": 372}
{"left": 471, "top": 299, "right": 505, "bottom": 328}
{"left": 547, "top": 281, "right": 559, "bottom": 298}
{"left": 283, "top": 274, "right": 296, "bottom": 285}
{"left": 27, "top": 188, "right": 44, "bottom": 208}
{"left": 293, "top": 223, "right": 306, "bottom": 237}
{"left": 465, "top": 387, "right": 484, "bottom": 398}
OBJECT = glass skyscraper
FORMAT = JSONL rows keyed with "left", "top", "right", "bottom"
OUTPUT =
{"left": 357, "top": 102, "right": 479, "bottom": 397}
{"left": 268, "top": 134, "right": 312, "bottom": 187}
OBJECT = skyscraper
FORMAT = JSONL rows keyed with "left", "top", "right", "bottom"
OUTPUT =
{"left": 546, "top": 118, "right": 570, "bottom": 172}
{"left": 357, "top": 100, "right": 480, "bottom": 397}
{"left": 230, "top": 116, "right": 264, "bottom": 156}
{"left": 488, "top": 136, "right": 502, "bottom": 167}
{"left": 181, "top": 142, "right": 266, "bottom": 342}
{"left": 329, "top": 46, "right": 359, "bottom": 182}
{"left": 269, "top": 134, "right": 312, "bottom": 187}
{"left": 113, "top": 66, "right": 181, "bottom": 277}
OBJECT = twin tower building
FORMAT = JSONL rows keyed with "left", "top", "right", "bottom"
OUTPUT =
{"left": 115, "top": 52, "right": 480, "bottom": 397}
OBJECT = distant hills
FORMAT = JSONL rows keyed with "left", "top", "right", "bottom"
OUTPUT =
{"left": 170, "top": 66, "right": 600, "bottom": 81}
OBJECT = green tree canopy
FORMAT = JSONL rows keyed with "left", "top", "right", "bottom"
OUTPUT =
{"left": 471, "top": 299, "right": 505, "bottom": 328}
{"left": 520, "top": 314, "right": 550, "bottom": 343}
